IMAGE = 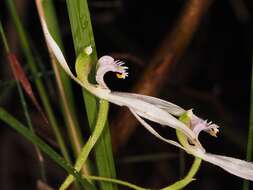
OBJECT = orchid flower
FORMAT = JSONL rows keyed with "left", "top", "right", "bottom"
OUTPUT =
{"left": 39, "top": 18, "right": 253, "bottom": 182}
{"left": 40, "top": 18, "right": 202, "bottom": 149}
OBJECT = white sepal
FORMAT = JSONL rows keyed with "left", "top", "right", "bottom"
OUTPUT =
{"left": 130, "top": 108, "right": 187, "bottom": 151}
{"left": 195, "top": 151, "right": 253, "bottom": 181}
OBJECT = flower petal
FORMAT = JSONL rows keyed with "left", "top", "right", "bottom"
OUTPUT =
{"left": 116, "top": 92, "right": 185, "bottom": 116}
{"left": 129, "top": 108, "right": 186, "bottom": 151}
{"left": 190, "top": 113, "right": 220, "bottom": 138}
{"left": 40, "top": 19, "right": 85, "bottom": 88}
{"left": 41, "top": 20, "right": 72, "bottom": 76}
{"left": 108, "top": 92, "right": 198, "bottom": 142}
{"left": 194, "top": 151, "right": 253, "bottom": 181}
{"left": 96, "top": 56, "right": 128, "bottom": 89}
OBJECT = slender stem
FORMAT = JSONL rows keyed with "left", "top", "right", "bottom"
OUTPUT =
{"left": 37, "top": 0, "right": 85, "bottom": 158}
{"left": 0, "top": 107, "right": 96, "bottom": 190}
{"left": 243, "top": 53, "right": 253, "bottom": 190}
{"left": 0, "top": 21, "right": 9, "bottom": 52}
{"left": 6, "top": 0, "right": 71, "bottom": 163}
{"left": 17, "top": 82, "right": 47, "bottom": 182}
{"left": 60, "top": 99, "right": 109, "bottom": 190}
{"left": 66, "top": 0, "right": 117, "bottom": 189}
{"left": 0, "top": 70, "right": 53, "bottom": 88}
{"left": 162, "top": 157, "right": 201, "bottom": 190}
{"left": 162, "top": 113, "right": 202, "bottom": 190}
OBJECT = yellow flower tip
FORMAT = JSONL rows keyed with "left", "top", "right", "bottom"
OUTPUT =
{"left": 116, "top": 72, "right": 128, "bottom": 79}
{"left": 84, "top": 45, "right": 93, "bottom": 55}
{"left": 209, "top": 127, "right": 219, "bottom": 137}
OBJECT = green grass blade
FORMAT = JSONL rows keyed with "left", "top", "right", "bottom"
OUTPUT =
{"left": 66, "top": 0, "right": 117, "bottom": 189}
{"left": 41, "top": 0, "right": 85, "bottom": 157}
{"left": 0, "top": 107, "right": 147, "bottom": 190}
{"left": 6, "top": 0, "right": 71, "bottom": 164}
{"left": 243, "top": 53, "right": 253, "bottom": 190}
{"left": 0, "top": 21, "right": 46, "bottom": 181}
{"left": 0, "top": 107, "right": 97, "bottom": 190}
{"left": 16, "top": 82, "right": 47, "bottom": 182}
{"left": 0, "top": 21, "right": 9, "bottom": 52}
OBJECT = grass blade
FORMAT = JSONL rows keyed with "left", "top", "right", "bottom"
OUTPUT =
{"left": 8, "top": 53, "right": 48, "bottom": 124}
{"left": 0, "top": 107, "right": 96, "bottom": 190}
{"left": 39, "top": 0, "right": 85, "bottom": 158}
{"left": 243, "top": 53, "right": 253, "bottom": 190}
{"left": 6, "top": 0, "right": 71, "bottom": 164}
{"left": 66, "top": 0, "right": 117, "bottom": 189}
{"left": 0, "top": 21, "right": 46, "bottom": 181}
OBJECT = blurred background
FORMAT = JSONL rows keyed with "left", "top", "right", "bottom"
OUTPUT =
{"left": 0, "top": 0, "right": 252, "bottom": 189}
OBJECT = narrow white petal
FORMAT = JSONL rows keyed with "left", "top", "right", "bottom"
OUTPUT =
{"left": 115, "top": 92, "right": 185, "bottom": 116}
{"left": 129, "top": 108, "right": 186, "bottom": 151}
{"left": 41, "top": 19, "right": 73, "bottom": 77}
{"left": 108, "top": 92, "right": 197, "bottom": 141}
{"left": 195, "top": 151, "right": 253, "bottom": 181}
{"left": 40, "top": 19, "right": 87, "bottom": 88}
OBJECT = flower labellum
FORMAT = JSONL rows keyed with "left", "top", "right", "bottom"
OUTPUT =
{"left": 96, "top": 55, "right": 128, "bottom": 89}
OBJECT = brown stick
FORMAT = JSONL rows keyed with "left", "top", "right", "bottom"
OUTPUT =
{"left": 111, "top": 0, "right": 214, "bottom": 153}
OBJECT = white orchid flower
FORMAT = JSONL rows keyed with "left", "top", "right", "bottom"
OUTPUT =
{"left": 40, "top": 18, "right": 253, "bottom": 181}
{"left": 177, "top": 110, "right": 253, "bottom": 181}
{"left": 40, "top": 18, "right": 202, "bottom": 149}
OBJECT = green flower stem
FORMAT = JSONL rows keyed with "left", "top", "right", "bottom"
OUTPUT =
{"left": 60, "top": 98, "right": 109, "bottom": 190}
{"left": 243, "top": 53, "right": 253, "bottom": 190}
{"left": 40, "top": 0, "right": 84, "bottom": 158}
{"left": 0, "top": 107, "right": 97, "bottom": 190}
{"left": 6, "top": 0, "right": 71, "bottom": 163}
{"left": 162, "top": 156, "right": 201, "bottom": 190}
{"left": 162, "top": 113, "right": 202, "bottom": 190}
{"left": 66, "top": 0, "right": 117, "bottom": 189}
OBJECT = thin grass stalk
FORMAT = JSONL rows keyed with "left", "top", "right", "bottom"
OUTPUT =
{"left": 243, "top": 53, "right": 253, "bottom": 190}
{"left": 0, "top": 107, "right": 97, "bottom": 190}
{"left": 0, "top": 21, "right": 46, "bottom": 181}
{"left": 65, "top": 0, "right": 117, "bottom": 189}
{"left": 40, "top": 0, "right": 85, "bottom": 158}
{"left": 17, "top": 82, "right": 47, "bottom": 182}
{"left": 6, "top": 0, "right": 71, "bottom": 163}
{"left": 0, "top": 70, "right": 54, "bottom": 88}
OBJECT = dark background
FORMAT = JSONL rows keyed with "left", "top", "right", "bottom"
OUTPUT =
{"left": 0, "top": 0, "right": 252, "bottom": 189}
